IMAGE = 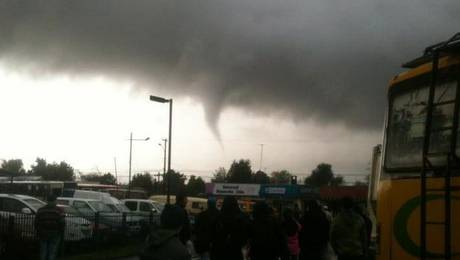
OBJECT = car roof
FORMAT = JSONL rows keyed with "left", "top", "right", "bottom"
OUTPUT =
{"left": 57, "top": 197, "right": 101, "bottom": 202}
{"left": 121, "top": 199, "right": 152, "bottom": 202}
{"left": 0, "top": 193, "right": 41, "bottom": 200}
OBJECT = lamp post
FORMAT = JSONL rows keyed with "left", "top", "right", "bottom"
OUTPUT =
{"left": 158, "top": 138, "right": 167, "bottom": 194}
{"left": 128, "top": 132, "right": 150, "bottom": 198}
{"left": 149, "top": 95, "right": 173, "bottom": 204}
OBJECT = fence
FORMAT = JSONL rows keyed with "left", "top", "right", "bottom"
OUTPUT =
{"left": 0, "top": 211, "right": 160, "bottom": 258}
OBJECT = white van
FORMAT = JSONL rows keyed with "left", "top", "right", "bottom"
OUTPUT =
{"left": 69, "top": 190, "right": 130, "bottom": 213}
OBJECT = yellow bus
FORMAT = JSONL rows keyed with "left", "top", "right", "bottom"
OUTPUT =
{"left": 149, "top": 195, "right": 208, "bottom": 216}
{"left": 371, "top": 33, "right": 460, "bottom": 260}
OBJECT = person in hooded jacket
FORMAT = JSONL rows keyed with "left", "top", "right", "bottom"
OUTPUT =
{"left": 210, "top": 196, "right": 249, "bottom": 260}
{"left": 330, "top": 197, "right": 367, "bottom": 260}
{"left": 140, "top": 204, "right": 191, "bottom": 260}
{"left": 248, "top": 201, "right": 289, "bottom": 260}
{"left": 194, "top": 197, "right": 220, "bottom": 260}
{"left": 282, "top": 208, "right": 301, "bottom": 260}
{"left": 299, "top": 200, "right": 330, "bottom": 260}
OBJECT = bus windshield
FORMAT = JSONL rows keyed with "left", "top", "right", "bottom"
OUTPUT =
{"left": 385, "top": 75, "right": 458, "bottom": 169}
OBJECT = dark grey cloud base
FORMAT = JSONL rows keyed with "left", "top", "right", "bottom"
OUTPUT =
{"left": 0, "top": 0, "right": 459, "bottom": 131}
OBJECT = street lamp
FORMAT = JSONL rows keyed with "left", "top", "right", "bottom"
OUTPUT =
{"left": 149, "top": 95, "right": 173, "bottom": 204}
{"left": 128, "top": 132, "right": 150, "bottom": 198}
{"left": 158, "top": 138, "right": 167, "bottom": 195}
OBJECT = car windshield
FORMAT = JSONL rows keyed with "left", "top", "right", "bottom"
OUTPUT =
{"left": 385, "top": 72, "right": 459, "bottom": 169}
{"left": 61, "top": 206, "right": 81, "bottom": 216}
{"left": 116, "top": 203, "right": 130, "bottom": 212}
{"left": 88, "top": 201, "right": 114, "bottom": 213}
{"left": 24, "top": 198, "right": 46, "bottom": 211}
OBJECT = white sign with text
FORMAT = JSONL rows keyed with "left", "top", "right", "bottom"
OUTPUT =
{"left": 212, "top": 183, "right": 260, "bottom": 196}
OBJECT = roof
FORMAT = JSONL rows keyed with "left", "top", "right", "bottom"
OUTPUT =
{"left": 389, "top": 33, "right": 460, "bottom": 88}
{"left": 57, "top": 197, "right": 101, "bottom": 202}
{"left": 389, "top": 55, "right": 460, "bottom": 87}
{"left": 0, "top": 193, "right": 39, "bottom": 200}
{"left": 319, "top": 186, "right": 368, "bottom": 200}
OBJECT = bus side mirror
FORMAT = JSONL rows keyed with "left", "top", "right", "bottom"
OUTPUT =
{"left": 21, "top": 208, "right": 32, "bottom": 214}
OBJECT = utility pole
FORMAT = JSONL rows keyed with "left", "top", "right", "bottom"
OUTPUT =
{"left": 113, "top": 157, "right": 118, "bottom": 186}
{"left": 162, "top": 138, "right": 167, "bottom": 195}
{"left": 259, "top": 144, "right": 264, "bottom": 171}
{"left": 128, "top": 132, "right": 133, "bottom": 197}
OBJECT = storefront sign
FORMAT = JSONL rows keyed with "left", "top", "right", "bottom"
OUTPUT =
{"left": 211, "top": 183, "right": 260, "bottom": 196}
{"left": 264, "top": 187, "right": 286, "bottom": 195}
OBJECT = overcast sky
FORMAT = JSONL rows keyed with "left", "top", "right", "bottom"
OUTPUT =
{"left": 0, "top": 0, "right": 459, "bottom": 183}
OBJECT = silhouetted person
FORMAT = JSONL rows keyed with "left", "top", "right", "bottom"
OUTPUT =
{"left": 354, "top": 204, "right": 372, "bottom": 256}
{"left": 140, "top": 204, "right": 191, "bottom": 260}
{"left": 293, "top": 203, "right": 302, "bottom": 221}
{"left": 249, "top": 201, "right": 289, "bottom": 260}
{"left": 194, "top": 197, "right": 220, "bottom": 260}
{"left": 35, "top": 194, "right": 65, "bottom": 260}
{"left": 282, "top": 208, "right": 301, "bottom": 260}
{"left": 210, "top": 196, "right": 249, "bottom": 260}
{"left": 175, "top": 192, "right": 191, "bottom": 245}
{"left": 330, "top": 197, "right": 367, "bottom": 260}
{"left": 299, "top": 200, "right": 330, "bottom": 260}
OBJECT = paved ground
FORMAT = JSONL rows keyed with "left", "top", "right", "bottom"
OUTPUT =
{"left": 117, "top": 243, "right": 337, "bottom": 260}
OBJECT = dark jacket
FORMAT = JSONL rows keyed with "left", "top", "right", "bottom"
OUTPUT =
{"left": 210, "top": 212, "right": 249, "bottom": 260}
{"left": 249, "top": 216, "right": 289, "bottom": 260}
{"left": 194, "top": 207, "right": 219, "bottom": 254}
{"left": 141, "top": 229, "right": 191, "bottom": 260}
{"left": 299, "top": 208, "right": 330, "bottom": 259}
{"left": 35, "top": 203, "right": 65, "bottom": 239}
{"left": 176, "top": 205, "right": 191, "bottom": 244}
{"left": 330, "top": 209, "right": 367, "bottom": 257}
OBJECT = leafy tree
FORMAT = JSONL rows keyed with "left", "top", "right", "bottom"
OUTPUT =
{"left": 226, "top": 159, "right": 253, "bottom": 183}
{"left": 1, "top": 159, "right": 26, "bottom": 175}
{"left": 186, "top": 175, "right": 205, "bottom": 196}
{"left": 131, "top": 172, "right": 154, "bottom": 194}
{"left": 81, "top": 172, "right": 117, "bottom": 185}
{"left": 29, "top": 158, "right": 47, "bottom": 176}
{"left": 253, "top": 170, "right": 270, "bottom": 184}
{"left": 211, "top": 167, "right": 227, "bottom": 183}
{"left": 304, "top": 163, "right": 334, "bottom": 187}
{"left": 270, "top": 170, "right": 292, "bottom": 184}
{"left": 330, "top": 175, "right": 344, "bottom": 186}
{"left": 165, "top": 170, "right": 187, "bottom": 195}
{"left": 29, "top": 158, "right": 75, "bottom": 181}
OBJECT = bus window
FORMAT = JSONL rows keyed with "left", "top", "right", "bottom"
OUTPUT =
{"left": 386, "top": 84, "right": 429, "bottom": 168}
{"left": 386, "top": 75, "right": 459, "bottom": 169}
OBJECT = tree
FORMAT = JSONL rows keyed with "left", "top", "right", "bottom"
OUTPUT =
{"left": 330, "top": 175, "right": 344, "bottom": 186}
{"left": 131, "top": 172, "right": 154, "bottom": 194}
{"left": 29, "top": 158, "right": 75, "bottom": 181}
{"left": 165, "top": 170, "right": 187, "bottom": 195}
{"left": 0, "top": 159, "right": 26, "bottom": 175}
{"left": 211, "top": 167, "right": 227, "bottom": 183}
{"left": 253, "top": 170, "right": 270, "bottom": 184}
{"left": 304, "top": 163, "right": 334, "bottom": 187}
{"left": 186, "top": 175, "right": 205, "bottom": 196}
{"left": 81, "top": 172, "right": 117, "bottom": 185}
{"left": 270, "top": 170, "right": 292, "bottom": 184}
{"left": 226, "top": 159, "right": 253, "bottom": 183}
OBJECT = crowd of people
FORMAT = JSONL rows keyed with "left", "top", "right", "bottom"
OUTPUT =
{"left": 140, "top": 194, "right": 372, "bottom": 260}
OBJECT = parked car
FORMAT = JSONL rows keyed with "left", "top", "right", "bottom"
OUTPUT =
{"left": 121, "top": 199, "right": 161, "bottom": 224}
{"left": 149, "top": 195, "right": 207, "bottom": 216}
{"left": 0, "top": 194, "right": 92, "bottom": 241}
{"left": 56, "top": 197, "right": 141, "bottom": 234}
{"left": 57, "top": 205, "right": 93, "bottom": 241}
{"left": 122, "top": 199, "right": 162, "bottom": 214}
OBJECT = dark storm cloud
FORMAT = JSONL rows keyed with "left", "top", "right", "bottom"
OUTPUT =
{"left": 0, "top": 0, "right": 459, "bottom": 132}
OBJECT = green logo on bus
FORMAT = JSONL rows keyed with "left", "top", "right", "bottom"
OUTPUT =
{"left": 393, "top": 194, "right": 459, "bottom": 258}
